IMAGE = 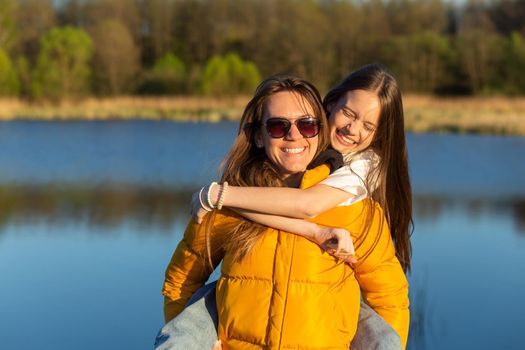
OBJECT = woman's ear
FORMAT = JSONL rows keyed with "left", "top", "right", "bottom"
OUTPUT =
{"left": 244, "top": 122, "right": 263, "bottom": 148}
{"left": 254, "top": 127, "right": 265, "bottom": 148}
{"left": 255, "top": 132, "right": 264, "bottom": 148}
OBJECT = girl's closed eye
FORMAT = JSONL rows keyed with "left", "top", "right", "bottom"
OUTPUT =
{"left": 364, "top": 122, "right": 376, "bottom": 133}
{"left": 342, "top": 107, "right": 357, "bottom": 121}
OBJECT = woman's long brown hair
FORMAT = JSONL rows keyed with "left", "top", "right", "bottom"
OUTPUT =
{"left": 207, "top": 74, "right": 329, "bottom": 263}
{"left": 324, "top": 64, "right": 413, "bottom": 273}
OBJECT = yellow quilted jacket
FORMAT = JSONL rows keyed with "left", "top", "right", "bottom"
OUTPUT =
{"left": 163, "top": 164, "right": 409, "bottom": 349}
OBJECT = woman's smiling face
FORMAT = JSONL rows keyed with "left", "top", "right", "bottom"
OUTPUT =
{"left": 329, "top": 89, "right": 380, "bottom": 155}
{"left": 257, "top": 90, "right": 319, "bottom": 180}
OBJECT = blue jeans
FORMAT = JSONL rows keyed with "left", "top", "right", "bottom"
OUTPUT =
{"left": 155, "top": 282, "right": 401, "bottom": 350}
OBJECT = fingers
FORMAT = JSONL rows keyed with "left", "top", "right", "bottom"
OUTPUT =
{"left": 323, "top": 243, "right": 357, "bottom": 262}
{"left": 343, "top": 255, "right": 358, "bottom": 265}
{"left": 337, "top": 229, "right": 355, "bottom": 256}
{"left": 337, "top": 244, "right": 355, "bottom": 257}
{"left": 333, "top": 231, "right": 350, "bottom": 255}
{"left": 190, "top": 188, "right": 213, "bottom": 223}
{"left": 317, "top": 228, "right": 358, "bottom": 264}
{"left": 324, "top": 229, "right": 357, "bottom": 264}
{"left": 324, "top": 238, "right": 338, "bottom": 251}
{"left": 332, "top": 251, "right": 358, "bottom": 265}
{"left": 212, "top": 340, "right": 222, "bottom": 350}
{"left": 196, "top": 208, "right": 208, "bottom": 224}
{"left": 190, "top": 192, "right": 201, "bottom": 218}
{"left": 326, "top": 250, "right": 358, "bottom": 265}
{"left": 335, "top": 233, "right": 347, "bottom": 255}
{"left": 334, "top": 250, "right": 358, "bottom": 263}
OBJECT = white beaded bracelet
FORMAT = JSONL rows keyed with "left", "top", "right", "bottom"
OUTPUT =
{"left": 217, "top": 181, "right": 228, "bottom": 210}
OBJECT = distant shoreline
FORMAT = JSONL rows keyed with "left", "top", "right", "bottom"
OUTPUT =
{"left": 1, "top": 95, "right": 524, "bottom": 136}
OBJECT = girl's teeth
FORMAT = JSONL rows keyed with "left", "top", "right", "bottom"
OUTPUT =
{"left": 340, "top": 134, "right": 356, "bottom": 145}
{"left": 284, "top": 147, "right": 305, "bottom": 154}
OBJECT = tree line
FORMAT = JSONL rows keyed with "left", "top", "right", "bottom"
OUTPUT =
{"left": 0, "top": 0, "right": 524, "bottom": 101}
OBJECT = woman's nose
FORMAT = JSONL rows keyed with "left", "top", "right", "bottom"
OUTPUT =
{"left": 284, "top": 124, "right": 301, "bottom": 140}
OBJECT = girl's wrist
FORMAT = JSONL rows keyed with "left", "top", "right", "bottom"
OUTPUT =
{"left": 206, "top": 182, "right": 218, "bottom": 209}
{"left": 305, "top": 223, "right": 323, "bottom": 243}
{"left": 216, "top": 182, "right": 228, "bottom": 210}
{"left": 199, "top": 186, "right": 213, "bottom": 211}
{"left": 207, "top": 182, "right": 228, "bottom": 209}
{"left": 210, "top": 183, "right": 220, "bottom": 207}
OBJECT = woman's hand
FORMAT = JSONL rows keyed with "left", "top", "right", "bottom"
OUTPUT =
{"left": 212, "top": 340, "right": 222, "bottom": 350}
{"left": 314, "top": 227, "right": 358, "bottom": 264}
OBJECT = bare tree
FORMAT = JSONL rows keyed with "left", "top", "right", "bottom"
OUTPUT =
{"left": 456, "top": 0, "right": 504, "bottom": 93}
{"left": 13, "top": 0, "right": 55, "bottom": 62}
{"left": 137, "top": 0, "right": 176, "bottom": 64}
{"left": 90, "top": 19, "right": 140, "bottom": 95}
{"left": 83, "top": 0, "right": 141, "bottom": 43}
{"left": 487, "top": 0, "right": 525, "bottom": 36}
{"left": 0, "top": 0, "right": 16, "bottom": 52}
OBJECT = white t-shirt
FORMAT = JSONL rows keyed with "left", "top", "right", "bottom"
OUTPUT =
{"left": 318, "top": 149, "right": 380, "bottom": 207}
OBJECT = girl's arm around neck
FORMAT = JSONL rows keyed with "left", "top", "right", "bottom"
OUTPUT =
{"left": 234, "top": 209, "right": 356, "bottom": 261}
{"left": 211, "top": 184, "right": 351, "bottom": 219}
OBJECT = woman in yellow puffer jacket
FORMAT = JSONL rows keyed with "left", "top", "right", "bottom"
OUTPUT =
{"left": 163, "top": 75, "right": 409, "bottom": 349}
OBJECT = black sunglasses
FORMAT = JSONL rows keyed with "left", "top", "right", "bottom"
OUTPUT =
{"left": 263, "top": 117, "right": 321, "bottom": 139}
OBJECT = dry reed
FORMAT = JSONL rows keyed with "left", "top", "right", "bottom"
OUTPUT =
{"left": 404, "top": 95, "right": 525, "bottom": 135}
{"left": 0, "top": 96, "right": 250, "bottom": 122}
{"left": 1, "top": 95, "right": 524, "bottom": 135}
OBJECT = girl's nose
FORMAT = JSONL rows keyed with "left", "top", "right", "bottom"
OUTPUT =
{"left": 343, "top": 121, "right": 359, "bottom": 136}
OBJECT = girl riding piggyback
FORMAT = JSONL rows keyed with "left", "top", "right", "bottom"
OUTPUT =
{"left": 197, "top": 64, "right": 412, "bottom": 277}
{"left": 160, "top": 64, "right": 412, "bottom": 350}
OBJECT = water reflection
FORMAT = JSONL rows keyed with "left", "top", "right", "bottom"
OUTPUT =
{"left": 413, "top": 196, "right": 525, "bottom": 234}
{"left": 1, "top": 184, "right": 524, "bottom": 349}
{"left": 511, "top": 199, "right": 525, "bottom": 234}
{"left": 2, "top": 185, "right": 523, "bottom": 236}
{"left": 408, "top": 271, "right": 431, "bottom": 350}
{"left": 2, "top": 124, "right": 524, "bottom": 349}
{"left": 0, "top": 184, "right": 194, "bottom": 234}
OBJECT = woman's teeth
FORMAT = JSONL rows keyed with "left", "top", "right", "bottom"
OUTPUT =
{"left": 283, "top": 147, "right": 305, "bottom": 154}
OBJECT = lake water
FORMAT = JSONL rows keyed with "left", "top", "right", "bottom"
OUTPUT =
{"left": 0, "top": 121, "right": 524, "bottom": 350}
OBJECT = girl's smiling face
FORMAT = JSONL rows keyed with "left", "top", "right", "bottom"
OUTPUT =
{"left": 329, "top": 89, "right": 380, "bottom": 155}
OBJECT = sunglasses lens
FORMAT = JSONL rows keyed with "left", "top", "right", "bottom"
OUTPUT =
{"left": 266, "top": 119, "right": 290, "bottom": 138}
{"left": 297, "top": 119, "right": 320, "bottom": 138}
{"left": 265, "top": 118, "right": 319, "bottom": 138}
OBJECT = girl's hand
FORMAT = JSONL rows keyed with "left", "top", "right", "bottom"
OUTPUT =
{"left": 212, "top": 340, "right": 222, "bottom": 350}
{"left": 190, "top": 188, "right": 211, "bottom": 224}
{"left": 315, "top": 227, "right": 358, "bottom": 264}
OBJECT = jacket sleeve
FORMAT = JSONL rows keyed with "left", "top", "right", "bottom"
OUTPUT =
{"left": 162, "top": 212, "right": 231, "bottom": 323}
{"left": 351, "top": 203, "right": 410, "bottom": 349}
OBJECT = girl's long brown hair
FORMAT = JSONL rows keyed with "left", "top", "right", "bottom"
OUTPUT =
{"left": 208, "top": 75, "right": 329, "bottom": 263}
{"left": 324, "top": 64, "right": 413, "bottom": 273}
